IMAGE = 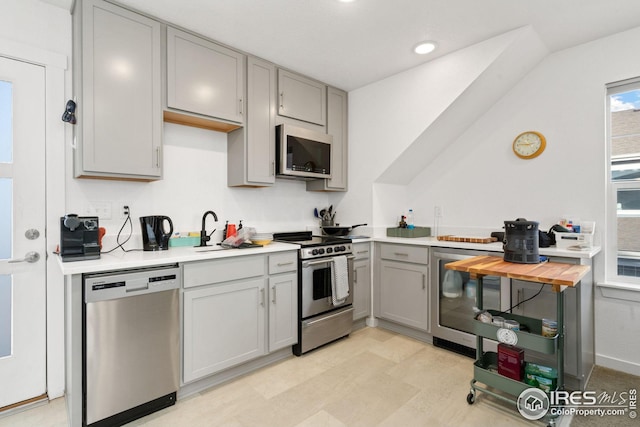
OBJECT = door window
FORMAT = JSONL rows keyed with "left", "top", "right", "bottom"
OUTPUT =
{"left": 0, "top": 81, "right": 12, "bottom": 358}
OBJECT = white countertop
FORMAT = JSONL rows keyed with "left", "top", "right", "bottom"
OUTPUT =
{"left": 55, "top": 241, "right": 301, "bottom": 275}
{"left": 56, "top": 234, "right": 600, "bottom": 276}
{"left": 349, "top": 236, "right": 600, "bottom": 259}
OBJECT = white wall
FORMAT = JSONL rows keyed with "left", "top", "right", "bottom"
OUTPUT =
{"left": 66, "top": 123, "right": 329, "bottom": 245}
{"left": 346, "top": 25, "right": 640, "bottom": 374}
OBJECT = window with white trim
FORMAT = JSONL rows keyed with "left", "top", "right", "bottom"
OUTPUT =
{"left": 607, "top": 78, "right": 640, "bottom": 283}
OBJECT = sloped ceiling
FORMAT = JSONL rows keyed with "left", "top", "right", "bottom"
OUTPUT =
{"left": 375, "top": 26, "right": 548, "bottom": 185}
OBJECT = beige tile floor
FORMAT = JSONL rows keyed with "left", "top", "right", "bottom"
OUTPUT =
{"left": 0, "top": 327, "right": 539, "bottom": 427}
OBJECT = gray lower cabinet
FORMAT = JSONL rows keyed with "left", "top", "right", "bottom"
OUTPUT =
{"left": 228, "top": 57, "right": 276, "bottom": 186}
{"left": 352, "top": 243, "right": 371, "bottom": 320}
{"left": 277, "top": 68, "right": 326, "bottom": 126}
{"left": 182, "top": 252, "right": 297, "bottom": 383}
{"left": 375, "top": 243, "right": 430, "bottom": 332}
{"left": 267, "top": 251, "right": 298, "bottom": 351}
{"left": 73, "top": 0, "right": 162, "bottom": 180}
{"left": 510, "top": 255, "right": 594, "bottom": 390}
{"left": 183, "top": 276, "right": 266, "bottom": 383}
{"left": 307, "top": 86, "right": 348, "bottom": 192}
{"left": 166, "top": 27, "right": 245, "bottom": 125}
{"left": 268, "top": 273, "right": 297, "bottom": 351}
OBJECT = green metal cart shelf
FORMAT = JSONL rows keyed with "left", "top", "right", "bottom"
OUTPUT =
{"left": 445, "top": 256, "right": 590, "bottom": 427}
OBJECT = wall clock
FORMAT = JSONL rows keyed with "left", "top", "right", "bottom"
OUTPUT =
{"left": 512, "top": 131, "right": 546, "bottom": 159}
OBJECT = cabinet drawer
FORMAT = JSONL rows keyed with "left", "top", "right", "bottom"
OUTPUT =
{"left": 380, "top": 244, "right": 428, "bottom": 264}
{"left": 353, "top": 242, "right": 371, "bottom": 260}
{"left": 269, "top": 252, "right": 297, "bottom": 274}
{"left": 184, "top": 255, "right": 264, "bottom": 288}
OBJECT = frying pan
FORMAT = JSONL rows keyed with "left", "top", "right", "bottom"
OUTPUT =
{"left": 320, "top": 223, "right": 367, "bottom": 236}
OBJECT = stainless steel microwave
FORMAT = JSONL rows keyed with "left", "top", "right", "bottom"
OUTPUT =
{"left": 276, "top": 124, "right": 332, "bottom": 179}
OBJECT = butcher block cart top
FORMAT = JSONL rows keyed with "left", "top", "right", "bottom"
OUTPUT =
{"left": 445, "top": 255, "right": 590, "bottom": 290}
{"left": 445, "top": 256, "right": 591, "bottom": 426}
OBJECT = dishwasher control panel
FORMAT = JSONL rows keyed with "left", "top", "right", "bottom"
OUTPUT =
{"left": 84, "top": 264, "right": 181, "bottom": 303}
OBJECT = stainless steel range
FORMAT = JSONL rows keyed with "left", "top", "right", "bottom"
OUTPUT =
{"left": 273, "top": 232, "right": 354, "bottom": 355}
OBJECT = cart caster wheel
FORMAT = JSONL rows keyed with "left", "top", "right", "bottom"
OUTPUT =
{"left": 466, "top": 392, "right": 475, "bottom": 405}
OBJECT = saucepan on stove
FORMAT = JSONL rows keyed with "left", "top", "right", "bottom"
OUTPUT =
{"left": 320, "top": 223, "right": 367, "bottom": 236}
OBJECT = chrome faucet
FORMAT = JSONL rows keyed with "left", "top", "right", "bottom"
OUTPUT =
{"left": 198, "top": 210, "right": 218, "bottom": 247}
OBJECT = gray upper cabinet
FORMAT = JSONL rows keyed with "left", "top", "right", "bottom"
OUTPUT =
{"left": 307, "top": 86, "right": 348, "bottom": 191}
{"left": 277, "top": 69, "right": 326, "bottom": 126}
{"left": 166, "top": 27, "right": 245, "bottom": 125}
{"left": 73, "top": 0, "right": 162, "bottom": 180}
{"left": 228, "top": 57, "right": 276, "bottom": 187}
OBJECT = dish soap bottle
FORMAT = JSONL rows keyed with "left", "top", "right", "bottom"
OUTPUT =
{"left": 407, "top": 209, "right": 415, "bottom": 229}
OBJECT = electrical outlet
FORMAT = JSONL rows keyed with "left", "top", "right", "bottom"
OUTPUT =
{"left": 83, "top": 201, "right": 112, "bottom": 220}
{"left": 434, "top": 206, "right": 443, "bottom": 218}
{"left": 122, "top": 205, "right": 130, "bottom": 219}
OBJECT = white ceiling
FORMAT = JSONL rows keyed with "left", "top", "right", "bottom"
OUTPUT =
{"left": 111, "top": 0, "right": 640, "bottom": 91}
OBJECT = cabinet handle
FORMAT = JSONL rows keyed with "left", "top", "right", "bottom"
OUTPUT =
{"left": 277, "top": 261, "right": 294, "bottom": 266}
{"left": 272, "top": 161, "right": 275, "bottom": 176}
{"left": 354, "top": 269, "right": 358, "bottom": 283}
{"left": 155, "top": 147, "right": 160, "bottom": 168}
{"left": 357, "top": 250, "right": 369, "bottom": 255}
{"left": 272, "top": 286, "right": 276, "bottom": 304}
{"left": 394, "top": 252, "right": 409, "bottom": 257}
{"left": 518, "top": 289, "right": 523, "bottom": 309}
{"left": 279, "top": 92, "right": 284, "bottom": 109}
{"left": 260, "top": 288, "right": 265, "bottom": 306}
{"left": 239, "top": 98, "right": 243, "bottom": 115}
{"left": 422, "top": 273, "right": 426, "bottom": 290}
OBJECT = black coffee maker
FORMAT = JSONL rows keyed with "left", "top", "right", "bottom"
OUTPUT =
{"left": 140, "top": 216, "right": 174, "bottom": 251}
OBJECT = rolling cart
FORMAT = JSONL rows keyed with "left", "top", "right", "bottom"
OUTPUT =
{"left": 445, "top": 256, "right": 590, "bottom": 426}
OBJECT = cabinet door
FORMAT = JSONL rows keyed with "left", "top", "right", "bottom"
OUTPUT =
{"left": 307, "top": 86, "right": 347, "bottom": 191}
{"left": 183, "top": 278, "right": 266, "bottom": 383}
{"left": 277, "top": 69, "right": 326, "bottom": 126}
{"left": 268, "top": 272, "right": 298, "bottom": 352}
{"left": 379, "top": 260, "right": 429, "bottom": 331}
{"left": 77, "top": 0, "right": 162, "bottom": 179}
{"left": 246, "top": 57, "right": 276, "bottom": 183}
{"left": 167, "top": 27, "right": 245, "bottom": 124}
{"left": 353, "top": 258, "right": 371, "bottom": 320}
{"left": 227, "top": 57, "right": 276, "bottom": 186}
{"left": 511, "top": 280, "right": 578, "bottom": 376}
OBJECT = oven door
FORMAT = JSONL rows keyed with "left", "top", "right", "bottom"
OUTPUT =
{"left": 301, "top": 255, "right": 354, "bottom": 319}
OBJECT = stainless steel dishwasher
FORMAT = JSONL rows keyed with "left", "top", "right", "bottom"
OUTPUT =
{"left": 83, "top": 264, "right": 180, "bottom": 427}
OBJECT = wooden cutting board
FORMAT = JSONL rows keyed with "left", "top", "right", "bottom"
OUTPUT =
{"left": 436, "top": 235, "right": 498, "bottom": 244}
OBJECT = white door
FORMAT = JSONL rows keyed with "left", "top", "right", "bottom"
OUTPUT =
{"left": 0, "top": 56, "right": 47, "bottom": 408}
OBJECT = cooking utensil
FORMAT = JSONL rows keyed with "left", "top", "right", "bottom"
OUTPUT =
{"left": 314, "top": 208, "right": 320, "bottom": 218}
{"left": 320, "top": 223, "right": 367, "bottom": 236}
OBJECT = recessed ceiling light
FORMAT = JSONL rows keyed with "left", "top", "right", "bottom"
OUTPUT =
{"left": 414, "top": 41, "right": 437, "bottom": 55}
{"left": 338, "top": 0, "right": 357, "bottom": 3}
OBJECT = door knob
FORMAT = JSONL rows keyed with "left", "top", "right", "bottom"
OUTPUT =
{"left": 8, "top": 251, "right": 40, "bottom": 263}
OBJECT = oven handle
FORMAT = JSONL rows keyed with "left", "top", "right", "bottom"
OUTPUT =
{"left": 302, "top": 306, "right": 354, "bottom": 327}
{"left": 302, "top": 255, "right": 355, "bottom": 268}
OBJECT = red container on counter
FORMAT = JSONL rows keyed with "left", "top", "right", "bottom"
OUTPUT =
{"left": 498, "top": 343, "right": 525, "bottom": 381}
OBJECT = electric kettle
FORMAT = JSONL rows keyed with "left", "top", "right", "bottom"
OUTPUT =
{"left": 140, "top": 216, "right": 174, "bottom": 251}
